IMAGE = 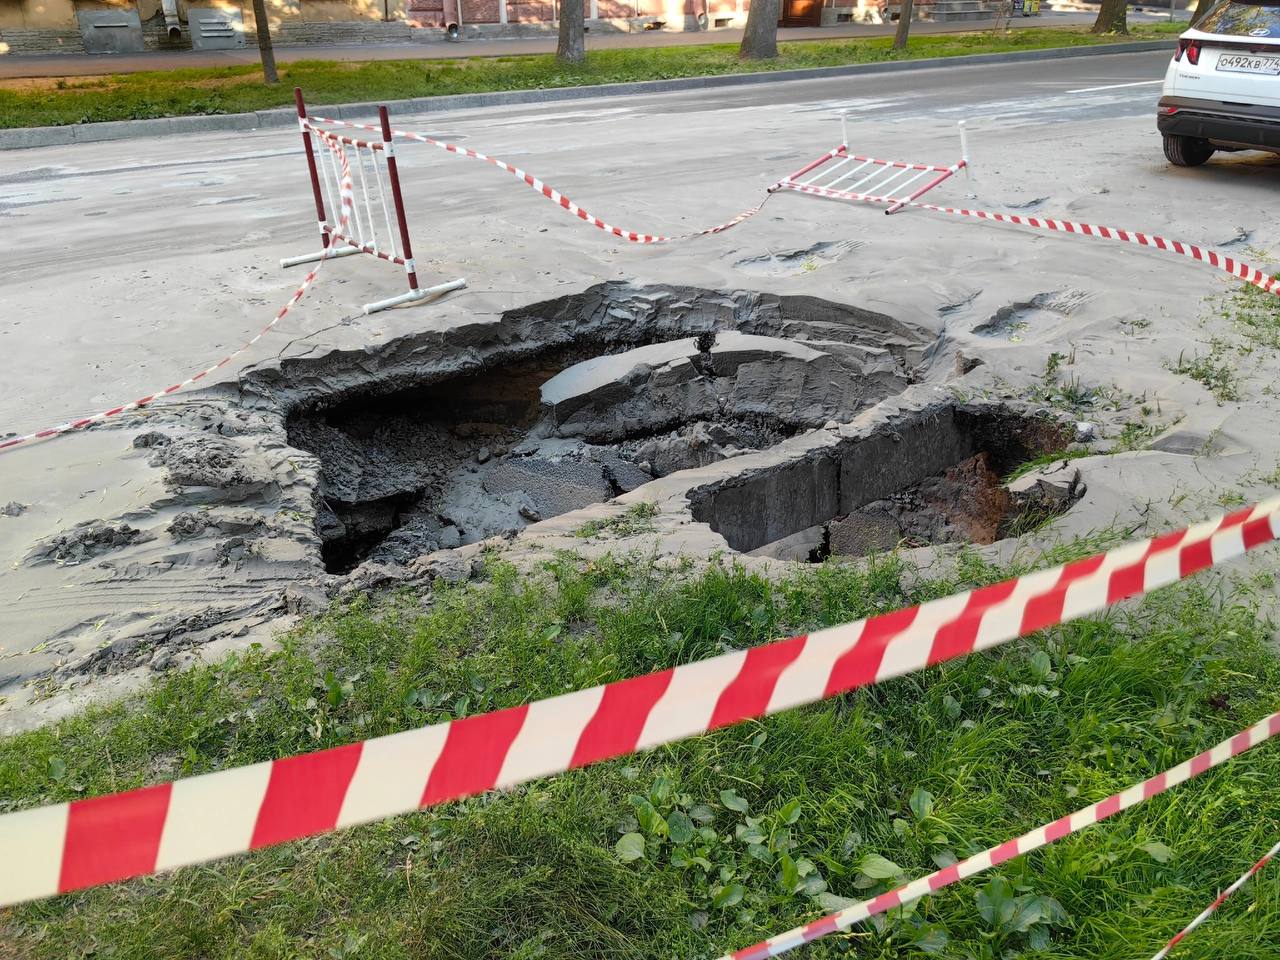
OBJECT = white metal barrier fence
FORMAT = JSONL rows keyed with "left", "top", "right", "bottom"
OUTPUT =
{"left": 282, "top": 90, "right": 466, "bottom": 314}
{"left": 772, "top": 117, "right": 971, "bottom": 214}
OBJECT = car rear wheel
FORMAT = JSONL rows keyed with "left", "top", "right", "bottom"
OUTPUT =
{"left": 1163, "top": 134, "right": 1216, "bottom": 167}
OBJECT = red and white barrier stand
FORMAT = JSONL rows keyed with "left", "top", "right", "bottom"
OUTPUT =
{"left": 282, "top": 89, "right": 466, "bottom": 314}
{"left": 771, "top": 117, "right": 971, "bottom": 215}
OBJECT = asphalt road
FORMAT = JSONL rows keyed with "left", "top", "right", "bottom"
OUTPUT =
{"left": 585, "top": 45, "right": 1177, "bottom": 119}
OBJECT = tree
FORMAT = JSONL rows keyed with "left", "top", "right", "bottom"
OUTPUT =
{"left": 557, "top": 0, "right": 585, "bottom": 65}
{"left": 1090, "top": 0, "right": 1128, "bottom": 34}
{"left": 1189, "top": 0, "right": 1216, "bottom": 27}
{"left": 739, "top": 0, "right": 781, "bottom": 60}
{"left": 252, "top": 0, "right": 279, "bottom": 84}
{"left": 892, "top": 0, "right": 915, "bottom": 50}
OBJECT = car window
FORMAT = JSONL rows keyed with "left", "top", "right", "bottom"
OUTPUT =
{"left": 1197, "top": 0, "right": 1280, "bottom": 38}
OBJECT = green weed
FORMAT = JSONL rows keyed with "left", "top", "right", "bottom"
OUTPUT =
{"left": 1043, "top": 351, "right": 1068, "bottom": 379}
{"left": 1221, "top": 280, "right": 1280, "bottom": 351}
{"left": 1025, "top": 350, "right": 1115, "bottom": 414}
{"left": 1167, "top": 346, "right": 1241, "bottom": 404}
{"left": 576, "top": 501, "right": 659, "bottom": 539}
{"left": 1004, "top": 451, "right": 1073, "bottom": 484}
{"left": 1114, "top": 420, "right": 1160, "bottom": 452}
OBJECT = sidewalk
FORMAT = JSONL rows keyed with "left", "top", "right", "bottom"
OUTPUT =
{"left": 0, "top": 10, "right": 1173, "bottom": 80}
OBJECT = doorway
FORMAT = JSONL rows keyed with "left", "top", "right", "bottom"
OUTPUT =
{"left": 780, "top": 0, "right": 822, "bottom": 27}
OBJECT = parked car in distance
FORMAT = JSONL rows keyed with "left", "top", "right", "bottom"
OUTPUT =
{"left": 1157, "top": 0, "right": 1280, "bottom": 166}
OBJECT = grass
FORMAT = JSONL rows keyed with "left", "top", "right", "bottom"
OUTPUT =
{"left": 0, "top": 24, "right": 1182, "bottom": 130}
{"left": 1158, "top": 272, "right": 1280, "bottom": 410}
{"left": 1004, "top": 450, "right": 1075, "bottom": 484}
{"left": 575, "top": 500, "right": 660, "bottom": 538}
{"left": 3, "top": 542, "right": 1280, "bottom": 959}
{"left": 1168, "top": 341, "right": 1241, "bottom": 404}
{"left": 1222, "top": 277, "right": 1280, "bottom": 351}
{"left": 1114, "top": 418, "right": 1162, "bottom": 452}
{"left": 1022, "top": 349, "right": 1126, "bottom": 417}
{"left": 1027, "top": 373, "right": 1111, "bottom": 413}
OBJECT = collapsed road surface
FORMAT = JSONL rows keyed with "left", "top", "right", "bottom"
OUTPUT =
{"left": 0, "top": 279, "right": 1083, "bottom": 730}
{"left": 278, "top": 286, "right": 936, "bottom": 571}
{"left": 2, "top": 49, "right": 1279, "bottom": 730}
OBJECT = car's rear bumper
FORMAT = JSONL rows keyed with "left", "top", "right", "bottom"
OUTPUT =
{"left": 1157, "top": 96, "right": 1280, "bottom": 152}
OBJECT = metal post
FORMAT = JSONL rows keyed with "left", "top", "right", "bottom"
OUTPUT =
{"left": 840, "top": 110, "right": 849, "bottom": 149}
{"left": 958, "top": 119, "right": 971, "bottom": 181}
{"left": 380, "top": 104, "right": 420, "bottom": 294}
{"left": 295, "top": 88, "right": 329, "bottom": 249}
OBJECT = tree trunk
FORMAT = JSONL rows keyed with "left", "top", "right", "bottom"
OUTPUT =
{"left": 252, "top": 0, "right": 279, "bottom": 84}
{"left": 1090, "top": 0, "right": 1128, "bottom": 34}
{"left": 557, "top": 0, "right": 585, "bottom": 65}
{"left": 739, "top": 0, "right": 780, "bottom": 60}
{"left": 892, "top": 0, "right": 914, "bottom": 50}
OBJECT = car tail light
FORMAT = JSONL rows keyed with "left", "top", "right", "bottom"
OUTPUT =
{"left": 1157, "top": 105, "right": 1179, "bottom": 116}
{"left": 1173, "top": 38, "right": 1202, "bottom": 64}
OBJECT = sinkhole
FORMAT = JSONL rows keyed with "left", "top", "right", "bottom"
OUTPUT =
{"left": 689, "top": 404, "right": 1081, "bottom": 562}
{"left": 280, "top": 285, "right": 938, "bottom": 573}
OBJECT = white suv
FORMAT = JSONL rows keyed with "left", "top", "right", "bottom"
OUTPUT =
{"left": 1158, "top": 0, "right": 1280, "bottom": 165}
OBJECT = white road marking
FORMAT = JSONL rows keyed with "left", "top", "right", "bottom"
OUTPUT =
{"left": 1066, "top": 79, "right": 1165, "bottom": 93}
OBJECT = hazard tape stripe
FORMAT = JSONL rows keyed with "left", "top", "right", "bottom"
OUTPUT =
{"left": 917, "top": 200, "right": 1280, "bottom": 299}
{"left": 774, "top": 180, "right": 1280, "bottom": 301}
{"left": 1149, "top": 837, "right": 1280, "bottom": 960}
{"left": 0, "top": 499, "right": 1276, "bottom": 908}
{"left": 722, "top": 710, "right": 1280, "bottom": 960}
{"left": 307, "top": 116, "right": 771, "bottom": 244}
{"left": 0, "top": 139, "right": 357, "bottom": 454}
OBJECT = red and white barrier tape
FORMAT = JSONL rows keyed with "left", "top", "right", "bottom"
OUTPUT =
{"left": 0, "top": 498, "right": 1276, "bottom": 909}
{"left": 776, "top": 179, "right": 1280, "bottom": 301}
{"left": 918, "top": 200, "right": 1280, "bottom": 300}
{"left": 307, "top": 115, "right": 771, "bottom": 244}
{"left": 312, "top": 118, "right": 1278, "bottom": 302}
{"left": 721, "top": 711, "right": 1280, "bottom": 960}
{"left": 1150, "top": 837, "right": 1280, "bottom": 960}
{"left": 0, "top": 139, "right": 356, "bottom": 454}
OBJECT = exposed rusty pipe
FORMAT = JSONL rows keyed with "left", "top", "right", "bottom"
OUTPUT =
{"left": 161, "top": 0, "right": 182, "bottom": 39}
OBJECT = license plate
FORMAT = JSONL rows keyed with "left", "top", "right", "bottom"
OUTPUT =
{"left": 1216, "top": 53, "right": 1280, "bottom": 76}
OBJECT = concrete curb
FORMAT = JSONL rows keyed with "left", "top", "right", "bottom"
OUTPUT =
{"left": 0, "top": 39, "right": 1172, "bottom": 150}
